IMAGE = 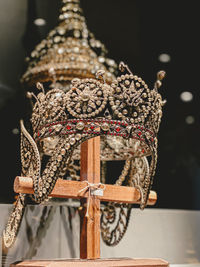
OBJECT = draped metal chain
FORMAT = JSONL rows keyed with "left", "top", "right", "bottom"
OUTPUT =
{"left": 100, "top": 157, "right": 149, "bottom": 246}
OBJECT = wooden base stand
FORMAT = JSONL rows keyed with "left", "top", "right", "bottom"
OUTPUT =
{"left": 11, "top": 258, "right": 169, "bottom": 267}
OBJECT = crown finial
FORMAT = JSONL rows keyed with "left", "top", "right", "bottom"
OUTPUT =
{"left": 155, "top": 70, "right": 166, "bottom": 90}
{"left": 157, "top": 70, "right": 166, "bottom": 81}
{"left": 26, "top": 91, "right": 33, "bottom": 99}
{"left": 119, "top": 62, "right": 132, "bottom": 74}
{"left": 36, "top": 82, "right": 45, "bottom": 93}
{"left": 96, "top": 70, "right": 106, "bottom": 83}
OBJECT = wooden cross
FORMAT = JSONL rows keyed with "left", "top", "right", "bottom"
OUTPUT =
{"left": 12, "top": 137, "right": 168, "bottom": 267}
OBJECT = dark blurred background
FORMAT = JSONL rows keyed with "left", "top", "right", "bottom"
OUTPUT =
{"left": 0, "top": 0, "right": 199, "bottom": 209}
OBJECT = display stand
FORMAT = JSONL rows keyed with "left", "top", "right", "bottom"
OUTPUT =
{"left": 11, "top": 137, "right": 169, "bottom": 267}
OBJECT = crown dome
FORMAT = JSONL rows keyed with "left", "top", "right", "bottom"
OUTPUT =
{"left": 21, "top": 0, "right": 117, "bottom": 87}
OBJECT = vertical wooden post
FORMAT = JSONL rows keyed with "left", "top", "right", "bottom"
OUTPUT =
{"left": 80, "top": 137, "right": 101, "bottom": 259}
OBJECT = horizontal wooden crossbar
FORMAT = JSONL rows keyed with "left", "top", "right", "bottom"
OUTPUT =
{"left": 14, "top": 176, "right": 157, "bottom": 205}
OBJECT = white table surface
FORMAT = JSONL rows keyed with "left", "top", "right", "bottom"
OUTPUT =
{"left": 1, "top": 205, "right": 200, "bottom": 266}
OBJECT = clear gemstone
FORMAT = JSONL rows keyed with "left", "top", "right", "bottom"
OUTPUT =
{"left": 107, "top": 59, "right": 115, "bottom": 66}
{"left": 75, "top": 133, "right": 81, "bottom": 140}
{"left": 66, "top": 143, "right": 70, "bottom": 150}
{"left": 61, "top": 149, "right": 66, "bottom": 155}
{"left": 82, "top": 93, "right": 90, "bottom": 101}
{"left": 74, "top": 30, "right": 80, "bottom": 38}
{"left": 123, "top": 109, "right": 128, "bottom": 115}
{"left": 101, "top": 123, "right": 110, "bottom": 131}
{"left": 70, "top": 138, "right": 76, "bottom": 145}
{"left": 76, "top": 121, "right": 85, "bottom": 130}
{"left": 54, "top": 36, "right": 61, "bottom": 43}
{"left": 53, "top": 166, "right": 57, "bottom": 171}
{"left": 57, "top": 27, "right": 66, "bottom": 35}
{"left": 54, "top": 124, "right": 62, "bottom": 132}
{"left": 57, "top": 155, "right": 62, "bottom": 161}
{"left": 64, "top": 13, "right": 69, "bottom": 19}
{"left": 125, "top": 80, "right": 130, "bottom": 86}
{"left": 74, "top": 47, "right": 80, "bottom": 53}
{"left": 136, "top": 82, "right": 140, "bottom": 88}
{"left": 98, "top": 56, "right": 105, "bottom": 63}
{"left": 96, "top": 101, "right": 101, "bottom": 106}
{"left": 43, "top": 188, "right": 47, "bottom": 194}
{"left": 58, "top": 48, "right": 64, "bottom": 54}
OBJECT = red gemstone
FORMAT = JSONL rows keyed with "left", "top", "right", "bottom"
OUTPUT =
{"left": 116, "top": 127, "right": 120, "bottom": 132}
{"left": 67, "top": 125, "right": 71, "bottom": 130}
{"left": 38, "top": 131, "right": 40, "bottom": 136}
{"left": 90, "top": 126, "right": 95, "bottom": 130}
{"left": 138, "top": 131, "right": 142, "bottom": 136}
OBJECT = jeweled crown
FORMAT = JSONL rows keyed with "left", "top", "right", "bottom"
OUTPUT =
{"left": 27, "top": 62, "right": 165, "bottom": 208}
